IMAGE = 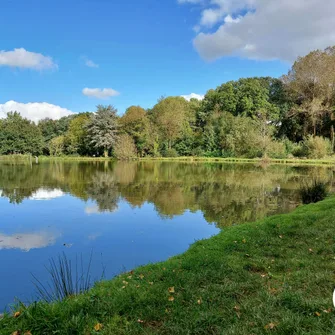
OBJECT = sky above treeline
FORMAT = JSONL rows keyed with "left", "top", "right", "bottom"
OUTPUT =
{"left": 1, "top": 0, "right": 335, "bottom": 122}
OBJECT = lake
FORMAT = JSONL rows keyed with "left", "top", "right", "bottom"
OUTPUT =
{"left": 0, "top": 161, "right": 333, "bottom": 311}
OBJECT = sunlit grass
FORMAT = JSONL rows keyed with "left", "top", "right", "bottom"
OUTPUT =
{"left": 1, "top": 198, "right": 335, "bottom": 334}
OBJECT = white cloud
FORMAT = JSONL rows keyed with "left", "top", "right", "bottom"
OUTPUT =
{"left": 30, "top": 189, "right": 65, "bottom": 201}
{"left": 181, "top": 93, "right": 204, "bottom": 101}
{"left": 82, "top": 87, "right": 120, "bottom": 99}
{"left": 0, "top": 100, "right": 75, "bottom": 123}
{"left": 184, "top": 0, "right": 335, "bottom": 62}
{"left": 85, "top": 59, "right": 99, "bottom": 68}
{"left": 0, "top": 48, "right": 57, "bottom": 70}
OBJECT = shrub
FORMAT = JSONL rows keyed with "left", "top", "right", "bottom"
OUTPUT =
{"left": 267, "top": 141, "right": 287, "bottom": 159}
{"left": 114, "top": 134, "right": 137, "bottom": 160}
{"left": 302, "top": 136, "right": 332, "bottom": 159}
{"left": 163, "top": 148, "right": 179, "bottom": 157}
{"left": 191, "top": 147, "right": 205, "bottom": 157}
{"left": 299, "top": 180, "right": 328, "bottom": 204}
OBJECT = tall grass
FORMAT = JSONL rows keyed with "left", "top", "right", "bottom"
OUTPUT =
{"left": 0, "top": 154, "right": 32, "bottom": 163}
{"left": 299, "top": 180, "right": 328, "bottom": 204}
{"left": 31, "top": 252, "right": 97, "bottom": 302}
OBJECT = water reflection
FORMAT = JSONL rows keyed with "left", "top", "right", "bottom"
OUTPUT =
{"left": 0, "top": 161, "right": 334, "bottom": 227}
{"left": 30, "top": 189, "right": 65, "bottom": 201}
{"left": 0, "top": 232, "right": 56, "bottom": 251}
{"left": 0, "top": 161, "right": 334, "bottom": 311}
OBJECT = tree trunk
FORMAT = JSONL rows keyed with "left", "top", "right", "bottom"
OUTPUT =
{"left": 104, "top": 148, "right": 108, "bottom": 158}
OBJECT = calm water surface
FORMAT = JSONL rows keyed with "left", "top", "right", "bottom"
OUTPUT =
{"left": 0, "top": 161, "right": 334, "bottom": 311}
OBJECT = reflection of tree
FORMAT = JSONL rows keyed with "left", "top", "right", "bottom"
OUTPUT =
{"left": 86, "top": 172, "right": 119, "bottom": 213}
{"left": 0, "top": 161, "right": 334, "bottom": 227}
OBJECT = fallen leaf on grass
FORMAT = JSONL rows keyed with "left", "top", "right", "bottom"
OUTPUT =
{"left": 94, "top": 323, "right": 103, "bottom": 331}
{"left": 122, "top": 281, "right": 128, "bottom": 285}
{"left": 197, "top": 299, "right": 202, "bottom": 305}
{"left": 137, "top": 319, "right": 144, "bottom": 323}
{"left": 233, "top": 305, "right": 240, "bottom": 311}
{"left": 309, "top": 248, "right": 313, "bottom": 253}
{"left": 279, "top": 235, "right": 283, "bottom": 239}
{"left": 149, "top": 282, "right": 153, "bottom": 285}
{"left": 242, "top": 239, "right": 246, "bottom": 243}
{"left": 139, "top": 274, "right": 144, "bottom": 280}
{"left": 168, "top": 287, "right": 175, "bottom": 293}
{"left": 11, "top": 332, "right": 20, "bottom": 335}
{"left": 264, "top": 322, "right": 276, "bottom": 330}
{"left": 315, "top": 312, "right": 321, "bottom": 317}
{"left": 122, "top": 286, "right": 126, "bottom": 289}
{"left": 13, "top": 312, "right": 21, "bottom": 318}
{"left": 24, "top": 332, "right": 32, "bottom": 335}
{"left": 323, "top": 308, "right": 332, "bottom": 313}
{"left": 168, "top": 296, "right": 175, "bottom": 302}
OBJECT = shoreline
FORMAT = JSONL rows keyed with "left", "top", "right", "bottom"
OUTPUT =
{"left": 1, "top": 154, "right": 335, "bottom": 166}
{"left": 1, "top": 197, "right": 334, "bottom": 334}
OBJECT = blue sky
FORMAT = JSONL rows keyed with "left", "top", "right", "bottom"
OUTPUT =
{"left": 0, "top": 0, "right": 334, "bottom": 121}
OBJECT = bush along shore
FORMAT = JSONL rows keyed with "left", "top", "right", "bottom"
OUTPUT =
{"left": 1, "top": 197, "right": 335, "bottom": 334}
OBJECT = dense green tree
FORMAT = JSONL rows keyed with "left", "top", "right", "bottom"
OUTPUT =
{"left": 114, "top": 134, "right": 137, "bottom": 160}
{"left": 86, "top": 105, "right": 119, "bottom": 157}
{"left": 0, "top": 112, "right": 44, "bottom": 155}
{"left": 151, "top": 97, "right": 190, "bottom": 150}
{"left": 120, "top": 106, "right": 149, "bottom": 156}
{"left": 66, "top": 113, "right": 92, "bottom": 155}
{"left": 49, "top": 135, "right": 66, "bottom": 156}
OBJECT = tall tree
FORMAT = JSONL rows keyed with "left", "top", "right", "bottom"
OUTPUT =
{"left": 66, "top": 113, "right": 92, "bottom": 155}
{"left": 120, "top": 106, "right": 149, "bottom": 156}
{"left": 282, "top": 48, "right": 335, "bottom": 143}
{"left": 86, "top": 105, "right": 119, "bottom": 157}
{"left": 151, "top": 97, "right": 190, "bottom": 149}
{"left": 0, "top": 112, "right": 44, "bottom": 155}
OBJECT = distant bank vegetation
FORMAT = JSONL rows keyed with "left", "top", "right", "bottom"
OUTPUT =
{"left": 1, "top": 47, "right": 335, "bottom": 160}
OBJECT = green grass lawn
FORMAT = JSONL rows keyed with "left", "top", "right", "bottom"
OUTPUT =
{"left": 1, "top": 198, "right": 335, "bottom": 334}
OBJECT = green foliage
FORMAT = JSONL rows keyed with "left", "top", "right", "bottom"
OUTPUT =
{"left": 163, "top": 148, "right": 179, "bottom": 157}
{"left": 266, "top": 140, "right": 287, "bottom": 159}
{"left": 299, "top": 180, "right": 328, "bottom": 204}
{"left": 120, "top": 106, "right": 150, "bottom": 156}
{"left": 302, "top": 135, "right": 332, "bottom": 158}
{"left": 2, "top": 48, "right": 335, "bottom": 160}
{"left": 49, "top": 135, "right": 66, "bottom": 156}
{"left": 66, "top": 113, "right": 91, "bottom": 155}
{"left": 0, "top": 112, "right": 44, "bottom": 155}
{"left": 151, "top": 97, "right": 190, "bottom": 149}
{"left": 113, "top": 134, "right": 137, "bottom": 160}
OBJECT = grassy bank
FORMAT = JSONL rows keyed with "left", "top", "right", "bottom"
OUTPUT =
{"left": 1, "top": 155, "right": 335, "bottom": 166}
{"left": 1, "top": 198, "right": 335, "bottom": 334}
{"left": 140, "top": 156, "right": 335, "bottom": 166}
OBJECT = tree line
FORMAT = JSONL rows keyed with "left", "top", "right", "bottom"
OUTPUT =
{"left": 1, "top": 47, "right": 335, "bottom": 159}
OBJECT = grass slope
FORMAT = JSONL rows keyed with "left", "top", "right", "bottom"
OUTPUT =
{"left": 1, "top": 198, "right": 335, "bottom": 334}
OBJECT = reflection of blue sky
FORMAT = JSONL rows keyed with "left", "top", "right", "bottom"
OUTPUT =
{"left": 0, "top": 195, "right": 219, "bottom": 312}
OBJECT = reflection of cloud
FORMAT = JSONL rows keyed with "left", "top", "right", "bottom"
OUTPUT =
{"left": 85, "top": 205, "right": 119, "bottom": 215}
{"left": 85, "top": 205, "right": 101, "bottom": 215}
{"left": 30, "top": 189, "right": 65, "bottom": 201}
{"left": 0, "top": 232, "right": 56, "bottom": 251}
{"left": 88, "top": 233, "right": 101, "bottom": 241}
